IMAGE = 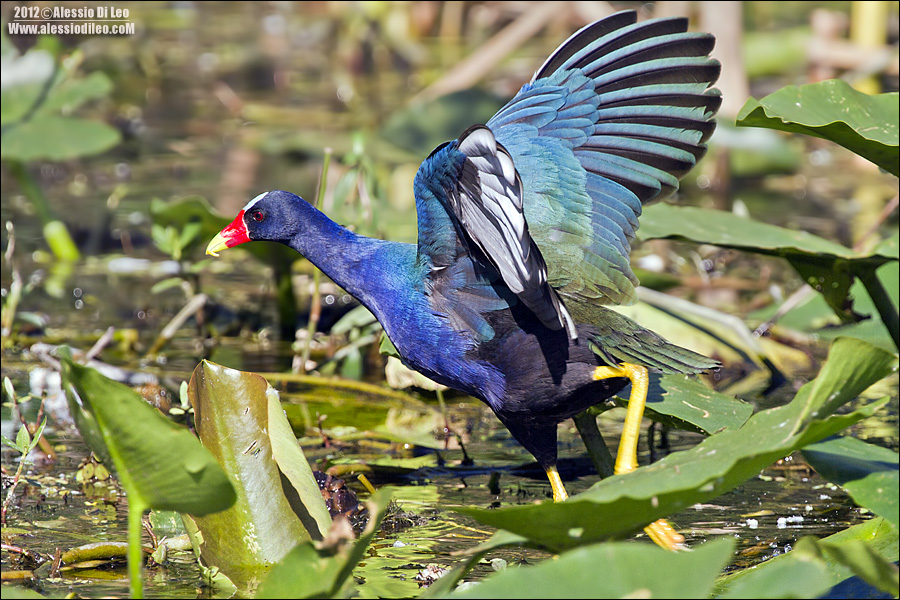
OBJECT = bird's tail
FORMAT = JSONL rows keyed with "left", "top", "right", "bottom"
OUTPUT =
{"left": 587, "top": 307, "right": 720, "bottom": 375}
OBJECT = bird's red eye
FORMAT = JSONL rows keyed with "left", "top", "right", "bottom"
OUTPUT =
{"left": 251, "top": 210, "right": 265, "bottom": 222}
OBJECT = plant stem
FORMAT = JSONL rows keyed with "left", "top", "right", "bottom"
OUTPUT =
{"left": 573, "top": 410, "right": 615, "bottom": 479}
{"left": 1, "top": 452, "right": 27, "bottom": 526}
{"left": 7, "top": 161, "right": 80, "bottom": 261}
{"left": 860, "top": 268, "right": 900, "bottom": 351}
{"left": 128, "top": 499, "right": 145, "bottom": 599}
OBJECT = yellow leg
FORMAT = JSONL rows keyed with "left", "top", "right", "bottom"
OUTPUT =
{"left": 593, "top": 364, "right": 685, "bottom": 551}
{"left": 546, "top": 464, "right": 568, "bottom": 502}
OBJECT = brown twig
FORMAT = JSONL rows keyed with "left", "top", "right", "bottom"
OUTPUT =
{"left": 0, "top": 543, "right": 48, "bottom": 566}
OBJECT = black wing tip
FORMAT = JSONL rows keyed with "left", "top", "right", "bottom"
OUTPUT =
{"left": 533, "top": 11, "right": 720, "bottom": 83}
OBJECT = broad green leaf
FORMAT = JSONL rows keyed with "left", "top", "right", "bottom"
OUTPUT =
{"left": 736, "top": 80, "right": 899, "bottom": 176}
{"left": 639, "top": 203, "right": 898, "bottom": 322}
{"left": 15, "top": 422, "right": 30, "bottom": 451}
{"left": 455, "top": 338, "right": 897, "bottom": 551}
{"left": 449, "top": 538, "right": 734, "bottom": 599}
{"left": 0, "top": 586, "right": 48, "bottom": 599}
{"left": 821, "top": 538, "right": 899, "bottom": 598}
{"left": 639, "top": 206, "right": 896, "bottom": 263}
{"left": 607, "top": 373, "right": 752, "bottom": 435}
{"left": 266, "top": 383, "right": 332, "bottom": 538}
{"left": 716, "top": 519, "right": 899, "bottom": 598}
{"left": 257, "top": 487, "right": 394, "bottom": 599}
{"left": 60, "top": 356, "right": 235, "bottom": 516}
{"left": 1, "top": 116, "right": 121, "bottom": 161}
{"left": 0, "top": 48, "right": 54, "bottom": 126}
{"left": 716, "top": 537, "right": 832, "bottom": 599}
{"left": 802, "top": 436, "right": 899, "bottom": 527}
{"left": 186, "top": 361, "right": 331, "bottom": 593}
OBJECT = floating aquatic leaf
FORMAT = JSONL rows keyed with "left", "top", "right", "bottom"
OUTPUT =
{"left": 449, "top": 538, "right": 734, "bottom": 599}
{"left": 716, "top": 519, "right": 899, "bottom": 599}
{"left": 716, "top": 537, "right": 833, "bottom": 600}
{"left": 1, "top": 116, "right": 121, "bottom": 162}
{"left": 802, "top": 436, "right": 899, "bottom": 527}
{"left": 736, "top": 80, "right": 899, "bottom": 176}
{"left": 639, "top": 203, "right": 897, "bottom": 323}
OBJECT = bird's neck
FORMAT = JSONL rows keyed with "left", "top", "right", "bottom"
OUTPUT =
{"left": 285, "top": 204, "right": 415, "bottom": 317}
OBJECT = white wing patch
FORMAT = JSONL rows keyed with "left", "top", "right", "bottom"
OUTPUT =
{"left": 453, "top": 126, "right": 577, "bottom": 339}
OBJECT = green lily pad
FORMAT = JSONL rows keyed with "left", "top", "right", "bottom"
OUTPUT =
{"left": 185, "top": 361, "right": 331, "bottom": 593}
{"left": 638, "top": 203, "right": 898, "bottom": 323}
{"left": 736, "top": 80, "right": 899, "bottom": 176}
{"left": 1, "top": 115, "right": 120, "bottom": 162}
{"left": 716, "top": 536, "right": 834, "bottom": 600}
{"left": 802, "top": 436, "right": 899, "bottom": 527}
{"left": 716, "top": 519, "right": 899, "bottom": 598}
{"left": 449, "top": 538, "right": 735, "bottom": 599}
{"left": 38, "top": 71, "right": 114, "bottom": 115}
{"left": 454, "top": 337, "right": 898, "bottom": 551}
{"left": 628, "top": 373, "right": 753, "bottom": 434}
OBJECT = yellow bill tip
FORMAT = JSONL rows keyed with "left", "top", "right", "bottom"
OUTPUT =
{"left": 206, "top": 231, "right": 229, "bottom": 257}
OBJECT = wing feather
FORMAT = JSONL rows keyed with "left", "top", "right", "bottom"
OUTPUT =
{"left": 452, "top": 126, "right": 577, "bottom": 338}
{"left": 486, "top": 11, "right": 719, "bottom": 307}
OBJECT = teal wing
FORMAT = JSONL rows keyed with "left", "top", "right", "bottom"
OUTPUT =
{"left": 487, "top": 11, "right": 720, "bottom": 310}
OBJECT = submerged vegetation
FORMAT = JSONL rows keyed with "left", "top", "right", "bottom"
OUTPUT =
{"left": 1, "top": 2, "right": 898, "bottom": 598}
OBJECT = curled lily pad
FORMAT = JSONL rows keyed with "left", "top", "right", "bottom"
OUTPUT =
{"left": 802, "top": 436, "right": 899, "bottom": 527}
{"left": 185, "top": 361, "right": 332, "bottom": 593}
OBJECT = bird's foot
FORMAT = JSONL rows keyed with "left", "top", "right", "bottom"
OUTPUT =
{"left": 644, "top": 518, "right": 686, "bottom": 551}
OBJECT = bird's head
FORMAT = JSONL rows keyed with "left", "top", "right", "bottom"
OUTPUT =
{"left": 206, "top": 190, "right": 305, "bottom": 256}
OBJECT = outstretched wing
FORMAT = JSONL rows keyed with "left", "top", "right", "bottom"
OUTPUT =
{"left": 487, "top": 11, "right": 721, "bottom": 309}
{"left": 413, "top": 11, "right": 719, "bottom": 341}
